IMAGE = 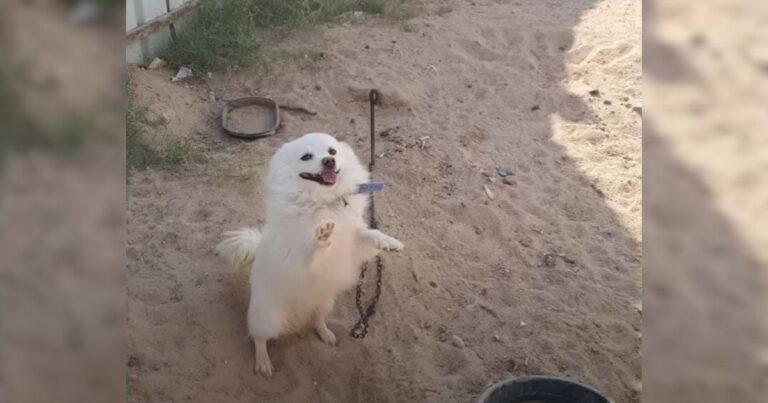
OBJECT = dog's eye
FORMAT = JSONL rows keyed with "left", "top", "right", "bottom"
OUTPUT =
{"left": 328, "top": 147, "right": 336, "bottom": 156}
{"left": 301, "top": 153, "right": 313, "bottom": 161}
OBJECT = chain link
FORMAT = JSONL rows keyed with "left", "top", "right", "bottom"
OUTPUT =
{"left": 350, "top": 89, "right": 383, "bottom": 339}
{"left": 350, "top": 198, "right": 384, "bottom": 338}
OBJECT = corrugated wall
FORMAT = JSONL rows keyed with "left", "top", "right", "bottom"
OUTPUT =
{"left": 126, "top": 0, "right": 193, "bottom": 64}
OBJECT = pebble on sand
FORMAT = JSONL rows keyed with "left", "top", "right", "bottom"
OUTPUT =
{"left": 483, "top": 185, "right": 495, "bottom": 200}
{"left": 451, "top": 335, "right": 465, "bottom": 348}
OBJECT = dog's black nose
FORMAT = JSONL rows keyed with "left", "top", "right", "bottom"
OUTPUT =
{"left": 322, "top": 156, "right": 336, "bottom": 169}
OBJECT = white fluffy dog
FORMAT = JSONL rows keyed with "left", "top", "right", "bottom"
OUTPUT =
{"left": 217, "top": 132, "right": 403, "bottom": 377}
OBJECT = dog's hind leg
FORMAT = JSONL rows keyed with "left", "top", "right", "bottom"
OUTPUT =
{"left": 247, "top": 288, "right": 281, "bottom": 377}
{"left": 313, "top": 299, "right": 337, "bottom": 346}
{"left": 253, "top": 338, "right": 273, "bottom": 377}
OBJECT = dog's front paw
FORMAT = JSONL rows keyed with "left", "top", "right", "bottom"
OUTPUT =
{"left": 371, "top": 230, "right": 404, "bottom": 252}
{"left": 315, "top": 221, "right": 335, "bottom": 248}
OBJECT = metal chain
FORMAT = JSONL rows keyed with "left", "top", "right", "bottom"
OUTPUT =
{"left": 350, "top": 89, "right": 383, "bottom": 339}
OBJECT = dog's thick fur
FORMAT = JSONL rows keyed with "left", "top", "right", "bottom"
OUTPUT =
{"left": 217, "top": 133, "right": 403, "bottom": 377}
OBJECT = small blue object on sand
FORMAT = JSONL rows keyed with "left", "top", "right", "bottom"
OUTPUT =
{"left": 497, "top": 169, "right": 509, "bottom": 178}
{"left": 356, "top": 182, "right": 384, "bottom": 194}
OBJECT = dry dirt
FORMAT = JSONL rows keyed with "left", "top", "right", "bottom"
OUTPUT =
{"left": 0, "top": 4, "right": 125, "bottom": 403}
{"left": 127, "top": 0, "right": 641, "bottom": 401}
{"left": 643, "top": 0, "right": 768, "bottom": 401}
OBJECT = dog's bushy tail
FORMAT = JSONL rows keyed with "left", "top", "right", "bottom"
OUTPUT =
{"left": 216, "top": 228, "right": 261, "bottom": 268}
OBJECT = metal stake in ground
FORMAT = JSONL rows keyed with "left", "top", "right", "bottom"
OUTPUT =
{"left": 350, "top": 89, "right": 384, "bottom": 339}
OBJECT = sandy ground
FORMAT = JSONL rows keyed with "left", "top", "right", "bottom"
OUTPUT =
{"left": 0, "top": 4, "right": 125, "bottom": 403}
{"left": 127, "top": 0, "right": 641, "bottom": 402}
{"left": 643, "top": 0, "right": 768, "bottom": 401}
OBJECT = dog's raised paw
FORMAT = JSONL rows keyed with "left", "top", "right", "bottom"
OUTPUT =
{"left": 371, "top": 230, "right": 404, "bottom": 252}
{"left": 382, "top": 237, "right": 404, "bottom": 251}
{"left": 315, "top": 221, "right": 335, "bottom": 247}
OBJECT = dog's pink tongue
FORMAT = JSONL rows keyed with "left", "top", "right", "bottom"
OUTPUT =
{"left": 321, "top": 169, "right": 337, "bottom": 184}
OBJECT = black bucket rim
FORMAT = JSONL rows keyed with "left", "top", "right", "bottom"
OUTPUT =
{"left": 478, "top": 376, "right": 612, "bottom": 403}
